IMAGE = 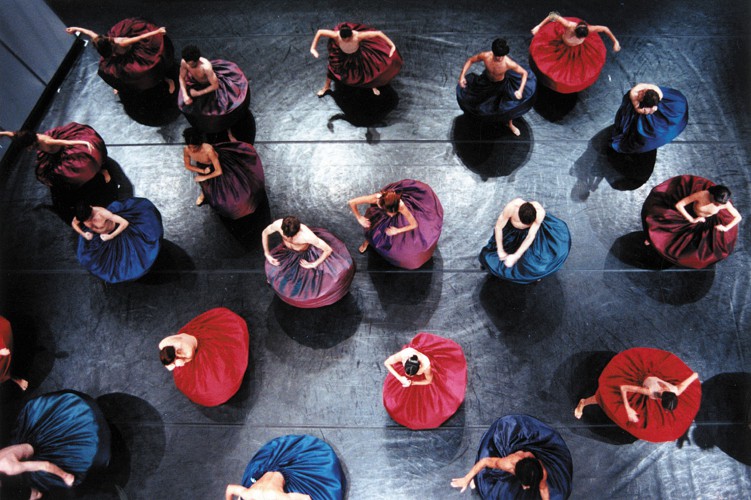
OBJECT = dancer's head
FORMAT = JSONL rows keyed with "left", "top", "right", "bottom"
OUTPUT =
{"left": 339, "top": 26, "right": 353, "bottom": 39}
{"left": 640, "top": 90, "right": 661, "bottom": 109}
{"left": 281, "top": 216, "right": 301, "bottom": 237}
{"left": 93, "top": 36, "right": 114, "bottom": 58}
{"left": 574, "top": 22, "right": 589, "bottom": 38}
{"left": 74, "top": 201, "right": 93, "bottom": 222}
{"left": 13, "top": 129, "right": 38, "bottom": 149}
{"left": 515, "top": 457, "right": 544, "bottom": 490}
{"left": 183, "top": 127, "right": 203, "bottom": 148}
{"left": 708, "top": 185, "right": 731, "bottom": 204}
{"left": 404, "top": 355, "right": 420, "bottom": 376}
{"left": 182, "top": 45, "right": 201, "bottom": 64}
{"left": 378, "top": 190, "right": 402, "bottom": 215}
{"left": 492, "top": 38, "right": 510, "bottom": 57}
{"left": 160, "top": 346, "right": 176, "bottom": 365}
{"left": 518, "top": 202, "right": 537, "bottom": 225}
{"left": 661, "top": 391, "right": 678, "bottom": 411}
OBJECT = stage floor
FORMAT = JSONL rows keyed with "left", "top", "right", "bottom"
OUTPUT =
{"left": 1, "top": 0, "right": 749, "bottom": 498}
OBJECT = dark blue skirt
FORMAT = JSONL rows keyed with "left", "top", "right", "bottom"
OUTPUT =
{"left": 457, "top": 68, "right": 537, "bottom": 121}
{"left": 241, "top": 435, "right": 345, "bottom": 500}
{"left": 611, "top": 87, "right": 688, "bottom": 153}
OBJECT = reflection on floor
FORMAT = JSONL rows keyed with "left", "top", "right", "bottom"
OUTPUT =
{"left": 1, "top": 1, "right": 749, "bottom": 498}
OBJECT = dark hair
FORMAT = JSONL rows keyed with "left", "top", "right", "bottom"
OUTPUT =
{"left": 74, "top": 201, "right": 93, "bottom": 222}
{"left": 574, "top": 22, "right": 589, "bottom": 38}
{"left": 404, "top": 355, "right": 420, "bottom": 376}
{"left": 339, "top": 26, "right": 353, "bottom": 39}
{"left": 640, "top": 89, "right": 661, "bottom": 109}
{"left": 491, "top": 38, "right": 510, "bottom": 57}
{"left": 13, "top": 129, "right": 37, "bottom": 149}
{"left": 515, "top": 457, "right": 543, "bottom": 489}
{"left": 518, "top": 202, "right": 537, "bottom": 225}
{"left": 182, "top": 45, "right": 201, "bottom": 62}
{"left": 182, "top": 127, "right": 204, "bottom": 146}
{"left": 160, "top": 346, "right": 176, "bottom": 365}
{"left": 708, "top": 185, "right": 731, "bottom": 204}
{"left": 661, "top": 391, "right": 678, "bottom": 411}
{"left": 281, "top": 216, "right": 301, "bottom": 237}
{"left": 93, "top": 36, "right": 114, "bottom": 58}
{"left": 378, "top": 190, "right": 402, "bottom": 214}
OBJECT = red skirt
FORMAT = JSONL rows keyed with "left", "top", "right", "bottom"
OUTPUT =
{"left": 327, "top": 22, "right": 403, "bottom": 88}
{"left": 529, "top": 18, "right": 606, "bottom": 93}
{"left": 0, "top": 316, "right": 11, "bottom": 383}
{"left": 383, "top": 333, "right": 467, "bottom": 430}
{"left": 36, "top": 123, "right": 107, "bottom": 189}
{"left": 171, "top": 308, "right": 250, "bottom": 407}
{"left": 642, "top": 175, "right": 739, "bottom": 268}
{"left": 595, "top": 348, "right": 701, "bottom": 442}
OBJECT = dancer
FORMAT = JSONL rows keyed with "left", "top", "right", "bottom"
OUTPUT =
{"left": 348, "top": 179, "right": 443, "bottom": 269}
{"left": 530, "top": 12, "right": 620, "bottom": 93}
{"left": 178, "top": 45, "right": 249, "bottom": 134}
{"left": 642, "top": 176, "right": 741, "bottom": 268}
{"left": 310, "top": 22, "right": 402, "bottom": 96}
{"left": 159, "top": 308, "right": 249, "bottom": 407}
{"left": 72, "top": 198, "right": 163, "bottom": 283}
{"left": 226, "top": 434, "right": 345, "bottom": 500}
{"left": 457, "top": 38, "right": 536, "bottom": 135}
{"left": 66, "top": 20, "right": 175, "bottom": 94}
{"left": 574, "top": 348, "right": 701, "bottom": 442}
{"left": 263, "top": 217, "right": 355, "bottom": 308}
{"left": 182, "top": 128, "right": 265, "bottom": 218}
{"left": 479, "top": 198, "right": 571, "bottom": 283}
{"left": 6, "top": 391, "right": 110, "bottom": 498}
{"left": 0, "top": 316, "right": 28, "bottom": 391}
{"left": 611, "top": 84, "right": 688, "bottom": 153}
{"left": 451, "top": 415, "right": 572, "bottom": 499}
{"left": 383, "top": 333, "right": 467, "bottom": 430}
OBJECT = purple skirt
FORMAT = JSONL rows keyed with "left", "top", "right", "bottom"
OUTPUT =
{"left": 265, "top": 228, "right": 355, "bottom": 308}
{"left": 327, "top": 22, "right": 403, "bottom": 88}
{"left": 197, "top": 142, "right": 265, "bottom": 219}
{"left": 364, "top": 180, "right": 443, "bottom": 269}
{"left": 178, "top": 59, "right": 249, "bottom": 133}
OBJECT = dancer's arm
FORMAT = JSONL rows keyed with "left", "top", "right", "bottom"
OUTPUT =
{"left": 348, "top": 193, "right": 378, "bottom": 228}
{"left": 65, "top": 26, "right": 99, "bottom": 39}
{"left": 193, "top": 146, "right": 223, "bottom": 182}
{"left": 590, "top": 25, "right": 621, "bottom": 51}
{"left": 675, "top": 372, "right": 699, "bottom": 396}
{"left": 384, "top": 202, "right": 418, "bottom": 236}
{"left": 451, "top": 457, "right": 506, "bottom": 493}
{"left": 299, "top": 228, "right": 333, "bottom": 269}
{"left": 99, "top": 210, "right": 129, "bottom": 241}
{"left": 116, "top": 27, "right": 166, "bottom": 47}
{"left": 620, "top": 384, "right": 650, "bottom": 422}
{"left": 39, "top": 135, "right": 93, "bottom": 153}
{"left": 675, "top": 192, "right": 706, "bottom": 223}
{"left": 505, "top": 205, "right": 545, "bottom": 267}
{"left": 183, "top": 148, "right": 207, "bottom": 174}
{"left": 310, "top": 29, "right": 337, "bottom": 58}
{"left": 531, "top": 12, "right": 571, "bottom": 35}
{"left": 262, "top": 221, "right": 282, "bottom": 266}
{"left": 384, "top": 349, "right": 412, "bottom": 387}
{"left": 716, "top": 201, "right": 742, "bottom": 232}
{"left": 71, "top": 217, "right": 93, "bottom": 240}
{"left": 458, "top": 53, "right": 482, "bottom": 88}
{"left": 506, "top": 57, "right": 528, "bottom": 99}
{"left": 189, "top": 61, "right": 219, "bottom": 97}
{"left": 494, "top": 210, "right": 511, "bottom": 260}
{"left": 359, "top": 31, "right": 397, "bottom": 57}
{"left": 179, "top": 60, "right": 192, "bottom": 104}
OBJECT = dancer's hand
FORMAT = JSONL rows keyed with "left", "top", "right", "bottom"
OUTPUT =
{"left": 310, "top": 48, "right": 319, "bottom": 58}
{"left": 450, "top": 477, "right": 473, "bottom": 493}
{"left": 157, "top": 27, "right": 167, "bottom": 34}
{"left": 299, "top": 259, "right": 317, "bottom": 269}
{"left": 0, "top": 348, "right": 9, "bottom": 356}
{"left": 100, "top": 233, "right": 112, "bottom": 242}
{"left": 83, "top": 232, "right": 94, "bottom": 241}
{"left": 265, "top": 253, "right": 279, "bottom": 266}
{"left": 357, "top": 216, "right": 371, "bottom": 229}
{"left": 613, "top": 41, "right": 621, "bottom": 52}
{"left": 715, "top": 225, "right": 728, "bottom": 232}
{"left": 389, "top": 46, "right": 396, "bottom": 57}
{"left": 514, "top": 89, "right": 523, "bottom": 100}
{"left": 531, "top": 25, "right": 541, "bottom": 35}
{"left": 459, "top": 77, "right": 467, "bottom": 89}
{"left": 400, "top": 376, "right": 412, "bottom": 388}
{"left": 504, "top": 254, "right": 519, "bottom": 267}
{"left": 693, "top": 217, "right": 706, "bottom": 224}
{"left": 626, "top": 407, "right": 639, "bottom": 423}
{"left": 385, "top": 227, "right": 399, "bottom": 236}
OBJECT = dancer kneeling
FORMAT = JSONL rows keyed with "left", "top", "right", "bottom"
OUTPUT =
{"left": 479, "top": 198, "right": 570, "bottom": 283}
{"left": 263, "top": 217, "right": 355, "bottom": 308}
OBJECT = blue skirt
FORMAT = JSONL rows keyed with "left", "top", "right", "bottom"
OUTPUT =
{"left": 11, "top": 391, "right": 110, "bottom": 492}
{"left": 611, "top": 87, "right": 688, "bottom": 153}
{"left": 457, "top": 68, "right": 536, "bottom": 121}
{"left": 241, "top": 435, "right": 345, "bottom": 500}
{"left": 479, "top": 215, "right": 571, "bottom": 284}
{"left": 77, "top": 197, "right": 163, "bottom": 283}
{"left": 476, "top": 415, "right": 573, "bottom": 500}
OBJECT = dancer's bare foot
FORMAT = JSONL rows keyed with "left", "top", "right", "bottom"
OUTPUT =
{"left": 508, "top": 121, "right": 520, "bottom": 136}
{"left": 113, "top": 88, "right": 119, "bottom": 95}
{"left": 372, "top": 87, "right": 381, "bottom": 96}
{"left": 12, "top": 377, "right": 28, "bottom": 391}
{"left": 102, "top": 169, "right": 111, "bottom": 184}
{"left": 317, "top": 86, "right": 331, "bottom": 97}
{"left": 644, "top": 239, "right": 651, "bottom": 246}
{"left": 166, "top": 78, "right": 176, "bottom": 94}
{"left": 196, "top": 193, "right": 205, "bottom": 206}
{"left": 358, "top": 241, "right": 369, "bottom": 253}
{"left": 574, "top": 399, "right": 586, "bottom": 419}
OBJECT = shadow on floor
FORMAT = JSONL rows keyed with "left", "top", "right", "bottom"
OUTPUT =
{"left": 606, "top": 231, "right": 670, "bottom": 270}
{"left": 220, "top": 194, "right": 272, "bottom": 251}
{"left": 569, "top": 127, "right": 656, "bottom": 202}
{"left": 138, "top": 239, "right": 197, "bottom": 288}
{"left": 327, "top": 83, "right": 399, "bottom": 129}
{"left": 691, "top": 372, "right": 751, "bottom": 465}
{"left": 554, "top": 350, "right": 638, "bottom": 445}
{"left": 531, "top": 84, "right": 579, "bottom": 122}
{"left": 451, "top": 114, "right": 532, "bottom": 180}
{"left": 119, "top": 83, "right": 182, "bottom": 127}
